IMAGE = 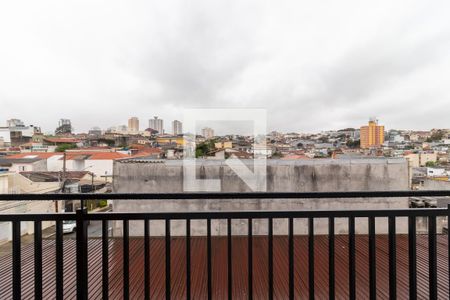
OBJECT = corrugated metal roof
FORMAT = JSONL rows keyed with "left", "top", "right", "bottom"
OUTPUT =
{"left": 19, "top": 171, "right": 90, "bottom": 182}
{"left": 0, "top": 235, "right": 447, "bottom": 299}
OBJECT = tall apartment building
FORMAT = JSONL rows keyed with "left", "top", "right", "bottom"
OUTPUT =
{"left": 55, "top": 119, "right": 72, "bottom": 135}
{"left": 202, "top": 127, "right": 214, "bottom": 139}
{"left": 128, "top": 117, "right": 139, "bottom": 132}
{"left": 59, "top": 119, "right": 71, "bottom": 127}
{"left": 172, "top": 120, "right": 182, "bottom": 135}
{"left": 360, "top": 118, "right": 385, "bottom": 148}
{"left": 149, "top": 116, "right": 164, "bottom": 134}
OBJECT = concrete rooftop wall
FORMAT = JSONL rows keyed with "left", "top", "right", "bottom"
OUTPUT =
{"left": 112, "top": 159, "right": 410, "bottom": 235}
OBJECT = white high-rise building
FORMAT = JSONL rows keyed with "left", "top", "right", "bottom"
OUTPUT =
{"left": 172, "top": 120, "right": 182, "bottom": 135}
{"left": 149, "top": 116, "right": 164, "bottom": 134}
{"left": 202, "top": 127, "right": 214, "bottom": 139}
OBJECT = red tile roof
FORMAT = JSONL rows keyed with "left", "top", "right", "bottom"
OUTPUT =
{"left": 44, "top": 138, "right": 81, "bottom": 143}
{"left": 0, "top": 235, "right": 447, "bottom": 299}
{"left": 114, "top": 148, "right": 164, "bottom": 161}
{"left": 281, "top": 154, "right": 310, "bottom": 160}
{"left": 63, "top": 151, "right": 128, "bottom": 160}
{"left": 72, "top": 146, "right": 112, "bottom": 151}
{"left": 129, "top": 144, "right": 147, "bottom": 150}
{"left": 127, "top": 148, "right": 164, "bottom": 159}
{"left": 88, "top": 152, "right": 128, "bottom": 160}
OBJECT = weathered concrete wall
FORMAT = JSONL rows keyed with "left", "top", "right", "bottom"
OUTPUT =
{"left": 421, "top": 178, "right": 450, "bottom": 191}
{"left": 112, "top": 158, "right": 409, "bottom": 235}
{"left": 418, "top": 179, "right": 450, "bottom": 233}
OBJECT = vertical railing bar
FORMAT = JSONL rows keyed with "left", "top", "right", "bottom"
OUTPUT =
{"left": 248, "top": 218, "right": 253, "bottom": 300}
{"left": 186, "top": 219, "right": 191, "bottom": 300}
{"left": 123, "top": 220, "right": 129, "bottom": 300}
{"left": 268, "top": 218, "right": 274, "bottom": 300}
{"left": 102, "top": 220, "right": 109, "bottom": 300}
{"left": 76, "top": 207, "right": 88, "bottom": 300}
{"left": 328, "top": 217, "right": 335, "bottom": 300}
{"left": 55, "top": 220, "right": 64, "bottom": 300}
{"left": 348, "top": 216, "right": 356, "bottom": 300}
{"left": 207, "top": 218, "right": 212, "bottom": 300}
{"left": 308, "top": 217, "right": 314, "bottom": 300}
{"left": 388, "top": 216, "right": 397, "bottom": 299}
{"left": 368, "top": 216, "right": 376, "bottom": 300}
{"left": 448, "top": 204, "right": 450, "bottom": 299}
{"left": 428, "top": 216, "right": 437, "bottom": 300}
{"left": 12, "top": 221, "right": 21, "bottom": 300}
{"left": 34, "top": 221, "right": 43, "bottom": 299}
{"left": 408, "top": 216, "right": 417, "bottom": 300}
{"left": 144, "top": 219, "right": 150, "bottom": 300}
{"left": 227, "top": 218, "right": 232, "bottom": 300}
{"left": 165, "top": 219, "right": 171, "bottom": 300}
{"left": 288, "top": 217, "right": 294, "bottom": 300}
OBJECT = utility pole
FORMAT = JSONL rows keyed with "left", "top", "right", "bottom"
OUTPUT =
{"left": 63, "top": 152, "right": 67, "bottom": 180}
{"left": 90, "top": 172, "right": 95, "bottom": 211}
{"left": 56, "top": 152, "right": 67, "bottom": 213}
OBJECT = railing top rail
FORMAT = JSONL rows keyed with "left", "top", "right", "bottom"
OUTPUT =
{"left": 0, "top": 208, "right": 447, "bottom": 221}
{"left": 85, "top": 208, "right": 449, "bottom": 220}
{"left": 0, "top": 213, "right": 76, "bottom": 221}
{"left": 1, "top": 190, "right": 450, "bottom": 201}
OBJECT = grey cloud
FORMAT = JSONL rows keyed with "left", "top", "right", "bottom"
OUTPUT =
{"left": 1, "top": 1, "right": 450, "bottom": 133}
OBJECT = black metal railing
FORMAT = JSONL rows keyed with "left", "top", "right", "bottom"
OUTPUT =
{"left": 0, "top": 191, "right": 449, "bottom": 299}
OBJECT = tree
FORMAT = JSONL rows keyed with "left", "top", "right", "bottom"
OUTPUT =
{"left": 346, "top": 139, "right": 360, "bottom": 149}
{"left": 426, "top": 130, "right": 445, "bottom": 142}
{"left": 425, "top": 161, "right": 437, "bottom": 167}
{"left": 195, "top": 139, "right": 219, "bottom": 157}
{"left": 195, "top": 142, "right": 211, "bottom": 158}
{"left": 55, "top": 143, "right": 77, "bottom": 152}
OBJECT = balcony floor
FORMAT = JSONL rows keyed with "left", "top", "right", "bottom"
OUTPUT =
{"left": 0, "top": 235, "right": 448, "bottom": 299}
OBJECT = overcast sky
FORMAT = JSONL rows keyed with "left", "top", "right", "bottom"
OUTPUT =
{"left": 1, "top": 1, "right": 450, "bottom": 134}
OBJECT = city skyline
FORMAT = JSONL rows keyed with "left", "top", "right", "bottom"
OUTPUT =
{"left": 2, "top": 111, "right": 450, "bottom": 135}
{"left": 2, "top": 115, "right": 449, "bottom": 136}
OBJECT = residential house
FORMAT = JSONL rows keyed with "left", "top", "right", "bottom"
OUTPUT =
{"left": 0, "top": 155, "right": 48, "bottom": 172}
{"left": 0, "top": 172, "right": 62, "bottom": 243}
{"left": 61, "top": 151, "right": 128, "bottom": 181}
